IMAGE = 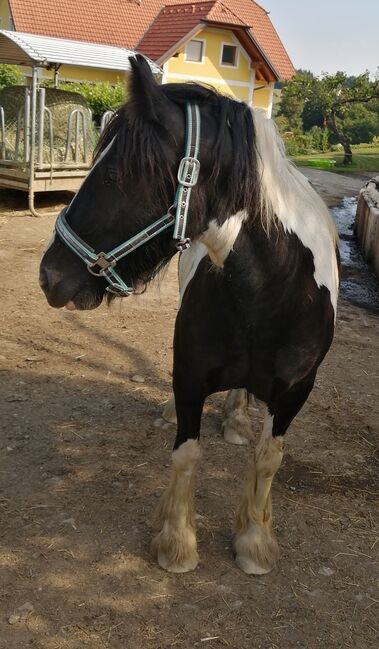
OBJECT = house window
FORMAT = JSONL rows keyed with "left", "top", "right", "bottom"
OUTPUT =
{"left": 221, "top": 44, "right": 238, "bottom": 66}
{"left": 185, "top": 40, "right": 204, "bottom": 62}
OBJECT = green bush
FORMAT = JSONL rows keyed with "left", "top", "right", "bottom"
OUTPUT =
{"left": 281, "top": 130, "right": 324, "bottom": 156}
{"left": 43, "top": 80, "right": 126, "bottom": 124}
{"left": 0, "top": 64, "right": 23, "bottom": 88}
{"left": 309, "top": 126, "right": 329, "bottom": 152}
{"left": 351, "top": 139, "right": 379, "bottom": 149}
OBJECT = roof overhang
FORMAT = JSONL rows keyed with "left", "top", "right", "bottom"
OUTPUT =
{"left": 0, "top": 29, "right": 162, "bottom": 74}
{"left": 235, "top": 28, "right": 280, "bottom": 82}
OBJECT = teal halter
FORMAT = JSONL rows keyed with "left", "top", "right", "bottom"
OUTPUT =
{"left": 55, "top": 103, "right": 201, "bottom": 297}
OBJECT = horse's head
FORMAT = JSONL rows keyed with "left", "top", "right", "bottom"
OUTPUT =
{"left": 40, "top": 55, "right": 259, "bottom": 310}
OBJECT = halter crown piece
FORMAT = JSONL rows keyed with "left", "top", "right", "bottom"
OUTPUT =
{"left": 55, "top": 103, "right": 201, "bottom": 297}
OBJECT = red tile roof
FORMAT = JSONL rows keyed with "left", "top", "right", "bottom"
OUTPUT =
{"left": 8, "top": 0, "right": 295, "bottom": 79}
{"left": 138, "top": 2, "right": 250, "bottom": 63}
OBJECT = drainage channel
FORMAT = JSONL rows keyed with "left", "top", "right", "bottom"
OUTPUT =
{"left": 331, "top": 196, "right": 379, "bottom": 312}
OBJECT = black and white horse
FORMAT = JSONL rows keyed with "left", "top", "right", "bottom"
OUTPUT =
{"left": 40, "top": 56, "right": 339, "bottom": 575}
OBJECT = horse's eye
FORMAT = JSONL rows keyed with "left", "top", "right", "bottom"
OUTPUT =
{"left": 104, "top": 168, "right": 118, "bottom": 184}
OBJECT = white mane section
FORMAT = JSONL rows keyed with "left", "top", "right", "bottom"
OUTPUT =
{"left": 253, "top": 109, "right": 339, "bottom": 315}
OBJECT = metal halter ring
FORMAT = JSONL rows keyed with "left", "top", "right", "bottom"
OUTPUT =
{"left": 87, "top": 252, "right": 115, "bottom": 276}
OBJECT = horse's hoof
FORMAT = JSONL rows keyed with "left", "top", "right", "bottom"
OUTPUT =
{"left": 233, "top": 523, "right": 279, "bottom": 575}
{"left": 234, "top": 554, "right": 273, "bottom": 575}
{"left": 151, "top": 528, "right": 199, "bottom": 573}
{"left": 157, "top": 550, "right": 199, "bottom": 573}
{"left": 223, "top": 426, "right": 250, "bottom": 446}
{"left": 162, "top": 396, "right": 177, "bottom": 424}
{"left": 222, "top": 409, "right": 254, "bottom": 445}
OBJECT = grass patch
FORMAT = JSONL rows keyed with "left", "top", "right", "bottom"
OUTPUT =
{"left": 291, "top": 148, "right": 379, "bottom": 174}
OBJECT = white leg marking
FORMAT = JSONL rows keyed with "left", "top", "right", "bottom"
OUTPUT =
{"left": 234, "top": 410, "right": 284, "bottom": 575}
{"left": 151, "top": 439, "right": 201, "bottom": 573}
{"left": 222, "top": 389, "right": 253, "bottom": 446}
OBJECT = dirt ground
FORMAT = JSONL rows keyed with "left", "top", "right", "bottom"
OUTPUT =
{"left": 0, "top": 171, "right": 378, "bottom": 649}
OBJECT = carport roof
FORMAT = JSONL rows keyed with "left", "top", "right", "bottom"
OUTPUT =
{"left": 0, "top": 29, "right": 161, "bottom": 74}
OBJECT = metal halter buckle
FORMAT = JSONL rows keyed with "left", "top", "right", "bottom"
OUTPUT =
{"left": 177, "top": 157, "right": 200, "bottom": 187}
{"left": 176, "top": 237, "right": 191, "bottom": 252}
{"left": 87, "top": 252, "right": 115, "bottom": 276}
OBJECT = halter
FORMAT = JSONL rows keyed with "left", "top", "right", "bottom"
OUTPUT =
{"left": 55, "top": 103, "right": 201, "bottom": 297}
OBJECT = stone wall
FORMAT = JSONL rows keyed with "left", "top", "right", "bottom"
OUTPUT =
{"left": 355, "top": 176, "right": 379, "bottom": 279}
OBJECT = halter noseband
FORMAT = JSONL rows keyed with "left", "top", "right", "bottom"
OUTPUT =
{"left": 55, "top": 103, "right": 201, "bottom": 297}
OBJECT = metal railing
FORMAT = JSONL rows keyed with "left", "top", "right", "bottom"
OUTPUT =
{"left": 37, "top": 87, "right": 54, "bottom": 167}
{"left": 0, "top": 106, "right": 5, "bottom": 159}
{"left": 100, "top": 110, "right": 115, "bottom": 133}
{"left": 65, "top": 108, "right": 89, "bottom": 163}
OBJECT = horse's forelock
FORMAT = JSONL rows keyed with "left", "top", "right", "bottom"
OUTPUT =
{"left": 94, "top": 83, "right": 262, "bottom": 220}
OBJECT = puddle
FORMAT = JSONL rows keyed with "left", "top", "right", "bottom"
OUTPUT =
{"left": 331, "top": 196, "right": 379, "bottom": 312}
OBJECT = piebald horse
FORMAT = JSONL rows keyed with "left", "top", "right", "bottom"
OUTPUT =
{"left": 40, "top": 56, "right": 339, "bottom": 575}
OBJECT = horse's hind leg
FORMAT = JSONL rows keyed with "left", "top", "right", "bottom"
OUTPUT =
{"left": 222, "top": 389, "right": 254, "bottom": 445}
{"left": 162, "top": 394, "right": 177, "bottom": 424}
{"left": 152, "top": 394, "right": 204, "bottom": 573}
{"left": 163, "top": 389, "right": 254, "bottom": 445}
{"left": 234, "top": 377, "right": 315, "bottom": 574}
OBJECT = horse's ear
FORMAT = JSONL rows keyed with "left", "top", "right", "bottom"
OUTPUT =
{"left": 128, "top": 54, "right": 168, "bottom": 123}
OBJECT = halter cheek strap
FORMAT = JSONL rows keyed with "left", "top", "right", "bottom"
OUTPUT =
{"left": 174, "top": 103, "right": 201, "bottom": 250}
{"left": 54, "top": 102, "right": 201, "bottom": 297}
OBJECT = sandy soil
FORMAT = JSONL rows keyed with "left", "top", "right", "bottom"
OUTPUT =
{"left": 0, "top": 172, "right": 378, "bottom": 649}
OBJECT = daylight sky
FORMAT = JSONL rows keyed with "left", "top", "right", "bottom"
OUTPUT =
{"left": 265, "top": 0, "right": 378, "bottom": 77}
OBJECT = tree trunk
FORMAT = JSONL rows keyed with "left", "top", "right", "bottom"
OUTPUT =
{"left": 326, "top": 111, "right": 353, "bottom": 165}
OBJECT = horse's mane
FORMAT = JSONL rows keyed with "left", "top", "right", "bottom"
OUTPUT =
{"left": 94, "top": 83, "right": 261, "bottom": 220}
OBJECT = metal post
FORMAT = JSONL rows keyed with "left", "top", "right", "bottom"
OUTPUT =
{"left": 44, "top": 107, "right": 54, "bottom": 166}
{"left": 75, "top": 110, "right": 80, "bottom": 162}
{"left": 24, "top": 87, "right": 31, "bottom": 162}
{"left": 0, "top": 106, "right": 5, "bottom": 159}
{"left": 53, "top": 65, "right": 59, "bottom": 88}
{"left": 28, "top": 66, "right": 40, "bottom": 216}
{"left": 37, "top": 87, "right": 45, "bottom": 166}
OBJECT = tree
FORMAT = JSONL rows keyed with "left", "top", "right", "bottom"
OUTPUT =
{"left": 341, "top": 102, "right": 379, "bottom": 144}
{"left": 278, "top": 70, "right": 379, "bottom": 164}
{"left": 276, "top": 70, "right": 315, "bottom": 132}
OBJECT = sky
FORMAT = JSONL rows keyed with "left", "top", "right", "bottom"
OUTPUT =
{"left": 265, "top": 0, "right": 379, "bottom": 77}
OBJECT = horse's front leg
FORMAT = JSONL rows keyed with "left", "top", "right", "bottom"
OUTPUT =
{"left": 234, "top": 376, "right": 315, "bottom": 574}
{"left": 234, "top": 409, "right": 283, "bottom": 574}
{"left": 152, "top": 393, "right": 204, "bottom": 573}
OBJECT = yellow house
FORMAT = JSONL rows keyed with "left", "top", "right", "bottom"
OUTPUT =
{"left": 1, "top": 0, "right": 295, "bottom": 115}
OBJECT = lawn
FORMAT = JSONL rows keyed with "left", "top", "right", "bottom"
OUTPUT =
{"left": 291, "top": 147, "right": 379, "bottom": 174}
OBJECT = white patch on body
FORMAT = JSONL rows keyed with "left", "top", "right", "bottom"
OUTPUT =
{"left": 200, "top": 210, "right": 248, "bottom": 267}
{"left": 252, "top": 109, "right": 339, "bottom": 317}
{"left": 178, "top": 210, "right": 247, "bottom": 305}
{"left": 178, "top": 241, "right": 207, "bottom": 305}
